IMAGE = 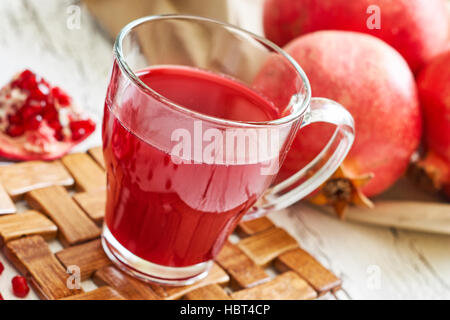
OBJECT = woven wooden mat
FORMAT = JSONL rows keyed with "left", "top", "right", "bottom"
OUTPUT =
{"left": 0, "top": 147, "right": 341, "bottom": 300}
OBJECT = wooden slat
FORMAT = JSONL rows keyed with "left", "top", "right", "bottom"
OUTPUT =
{"left": 183, "top": 284, "right": 231, "bottom": 300}
{"left": 4, "top": 235, "right": 82, "bottom": 300}
{"left": 56, "top": 239, "right": 111, "bottom": 281}
{"left": 0, "top": 183, "right": 15, "bottom": 214}
{"left": 230, "top": 271, "right": 317, "bottom": 300}
{"left": 73, "top": 189, "right": 106, "bottom": 224}
{"left": 237, "top": 217, "right": 275, "bottom": 237}
{"left": 0, "top": 148, "right": 343, "bottom": 302}
{"left": 93, "top": 265, "right": 160, "bottom": 300}
{"left": 60, "top": 287, "right": 124, "bottom": 300}
{"left": 216, "top": 242, "right": 270, "bottom": 288}
{"left": 237, "top": 227, "right": 298, "bottom": 266}
{"left": 0, "top": 160, "right": 73, "bottom": 197}
{"left": 26, "top": 185, "right": 101, "bottom": 246}
{"left": 275, "top": 248, "right": 342, "bottom": 296}
{"left": 88, "top": 146, "right": 105, "bottom": 169}
{"left": 61, "top": 153, "right": 106, "bottom": 192}
{"left": 0, "top": 210, "right": 57, "bottom": 245}
{"left": 150, "top": 263, "right": 229, "bottom": 300}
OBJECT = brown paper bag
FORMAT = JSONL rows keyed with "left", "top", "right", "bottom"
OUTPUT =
{"left": 84, "top": 0, "right": 265, "bottom": 86}
{"left": 83, "top": 0, "right": 230, "bottom": 39}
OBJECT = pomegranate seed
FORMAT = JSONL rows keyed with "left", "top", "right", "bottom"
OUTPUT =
{"left": 24, "top": 114, "right": 42, "bottom": 131}
{"left": 19, "top": 69, "right": 33, "bottom": 79}
{"left": 0, "top": 261, "right": 4, "bottom": 275}
{"left": 8, "top": 114, "right": 22, "bottom": 125}
{"left": 51, "top": 87, "right": 71, "bottom": 106}
{"left": 48, "top": 121, "right": 64, "bottom": 141}
{"left": 70, "top": 119, "right": 96, "bottom": 140}
{"left": 21, "top": 102, "right": 42, "bottom": 119}
{"left": 17, "top": 75, "right": 36, "bottom": 92}
{"left": 11, "top": 70, "right": 31, "bottom": 87}
{"left": 7, "top": 125, "right": 24, "bottom": 137}
{"left": 42, "top": 105, "right": 58, "bottom": 122}
{"left": 30, "top": 85, "right": 47, "bottom": 100}
{"left": 54, "top": 131, "right": 64, "bottom": 141}
{"left": 48, "top": 120, "right": 61, "bottom": 130}
{"left": 46, "top": 120, "right": 63, "bottom": 141}
{"left": 11, "top": 276, "right": 29, "bottom": 298}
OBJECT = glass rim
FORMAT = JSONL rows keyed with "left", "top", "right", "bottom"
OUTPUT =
{"left": 114, "top": 14, "right": 312, "bottom": 128}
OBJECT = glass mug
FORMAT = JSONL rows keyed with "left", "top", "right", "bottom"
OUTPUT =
{"left": 101, "top": 15, "right": 354, "bottom": 285}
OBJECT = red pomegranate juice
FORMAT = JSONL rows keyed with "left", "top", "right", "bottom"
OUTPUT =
{"left": 103, "top": 65, "right": 280, "bottom": 267}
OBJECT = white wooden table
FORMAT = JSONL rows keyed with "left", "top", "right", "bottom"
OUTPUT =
{"left": 0, "top": 0, "right": 449, "bottom": 300}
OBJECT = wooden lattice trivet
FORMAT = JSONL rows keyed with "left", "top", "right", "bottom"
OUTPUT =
{"left": 0, "top": 147, "right": 342, "bottom": 300}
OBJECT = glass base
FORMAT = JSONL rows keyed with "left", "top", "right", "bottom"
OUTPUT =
{"left": 101, "top": 226, "right": 212, "bottom": 286}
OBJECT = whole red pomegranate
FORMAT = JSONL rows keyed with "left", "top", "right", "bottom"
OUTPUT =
{"left": 415, "top": 50, "right": 450, "bottom": 199}
{"left": 255, "top": 31, "right": 421, "bottom": 214}
{"left": 0, "top": 70, "right": 96, "bottom": 160}
{"left": 263, "top": 0, "right": 449, "bottom": 72}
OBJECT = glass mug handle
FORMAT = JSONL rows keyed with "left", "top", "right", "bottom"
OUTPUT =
{"left": 245, "top": 97, "right": 355, "bottom": 220}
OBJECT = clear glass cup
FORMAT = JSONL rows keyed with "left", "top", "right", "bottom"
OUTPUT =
{"left": 101, "top": 15, "right": 355, "bottom": 285}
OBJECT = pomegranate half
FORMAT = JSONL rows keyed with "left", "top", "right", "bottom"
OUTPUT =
{"left": 0, "top": 70, "right": 96, "bottom": 160}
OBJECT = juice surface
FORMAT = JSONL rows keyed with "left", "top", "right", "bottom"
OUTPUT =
{"left": 137, "top": 65, "right": 279, "bottom": 122}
